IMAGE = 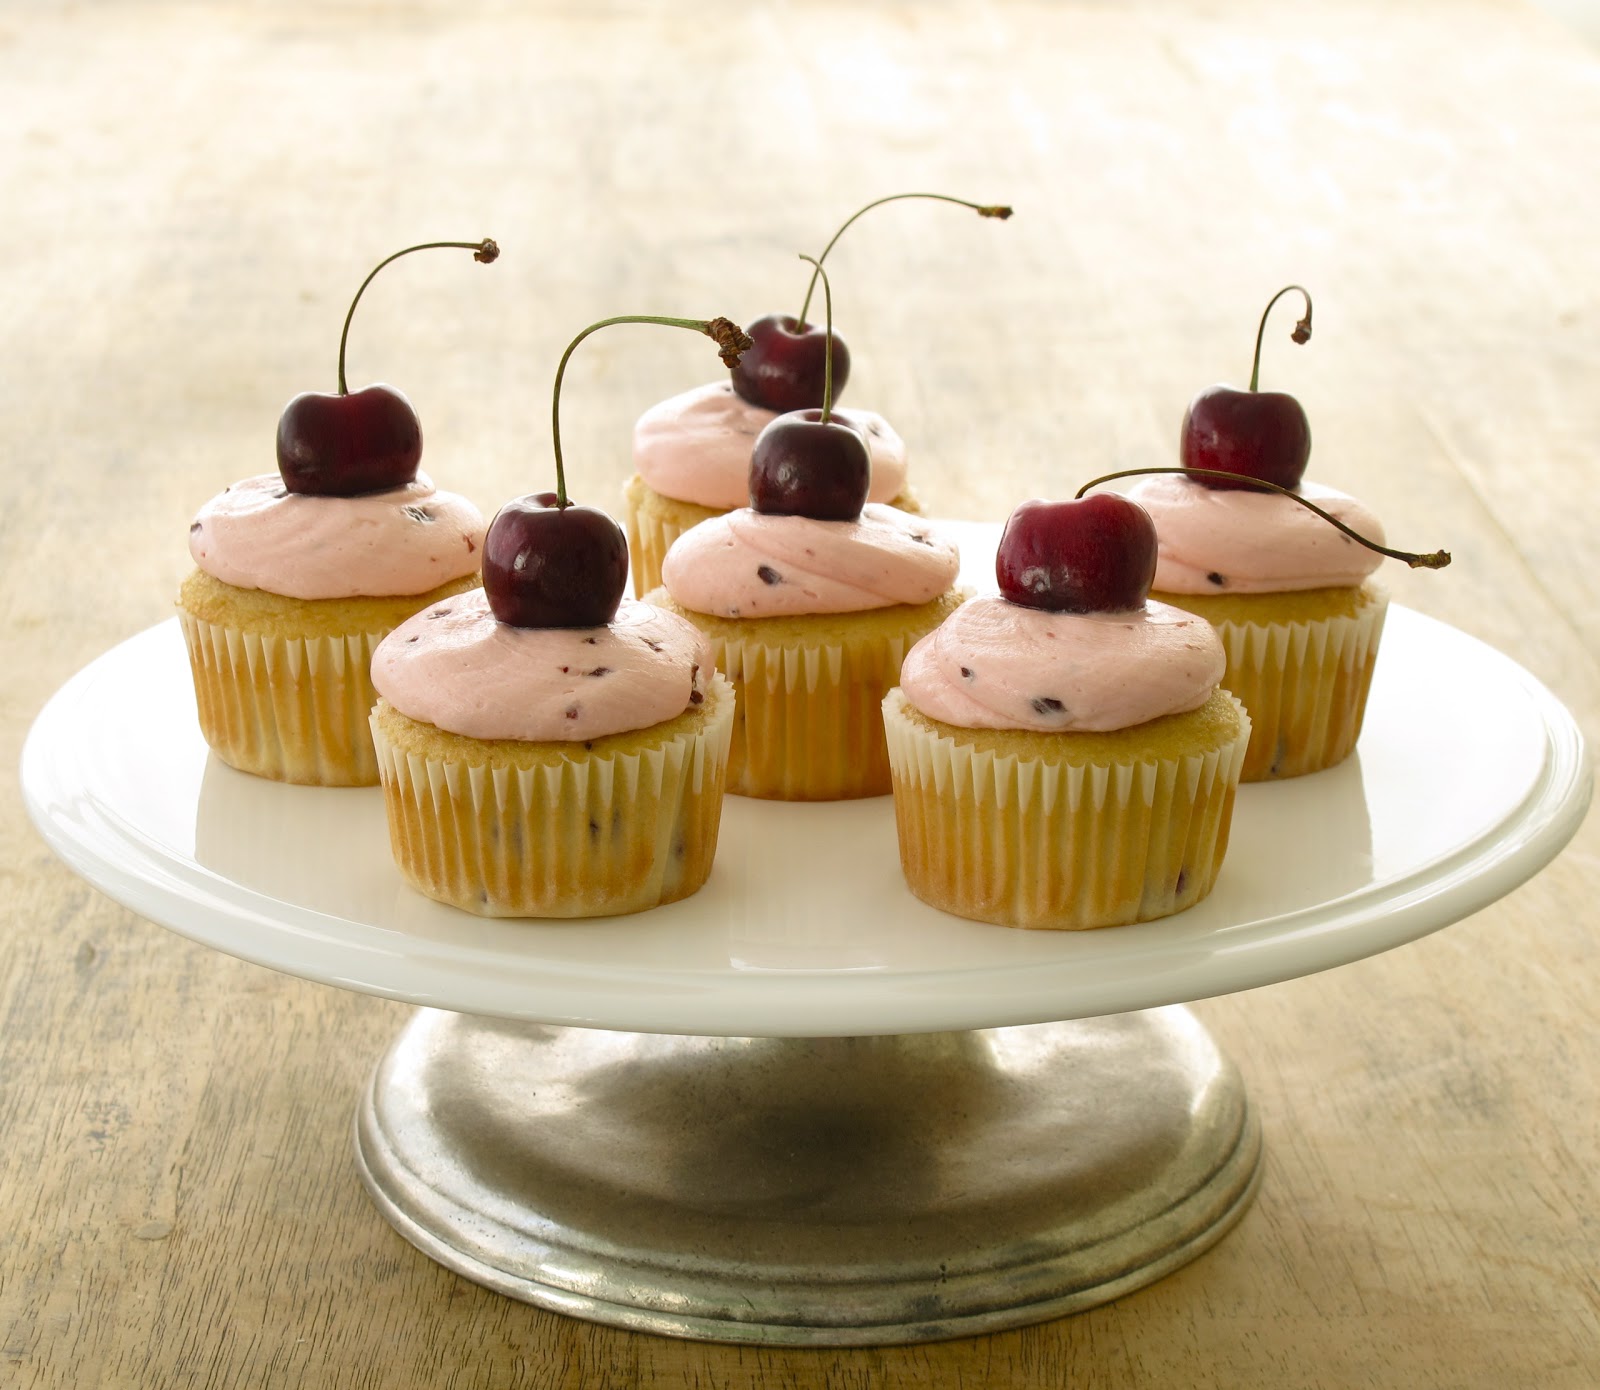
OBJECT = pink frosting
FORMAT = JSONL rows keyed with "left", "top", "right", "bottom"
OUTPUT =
{"left": 661, "top": 504, "right": 959, "bottom": 617}
{"left": 632, "top": 382, "right": 909, "bottom": 510}
{"left": 189, "top": 473, "right": 485, "bottom": 600}
{"left": 899, "top": 594, "right": 1224, "bottom": 733}
{"left": 1127, "top": 475, "right": 1386, "bottom": 594}
{"left": 371, "top": 591, "right": 714, "bottom": 742}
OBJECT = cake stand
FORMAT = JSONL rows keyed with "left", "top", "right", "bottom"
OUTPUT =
{"left": 21, "top": 556, "right": 1591, "bottom": 1346}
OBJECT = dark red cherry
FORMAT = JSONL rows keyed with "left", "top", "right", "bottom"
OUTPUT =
{"left": 276, "top": 383, "right": 422, "bottom": 496}
{"left": 995, "top": 495, "right": 1158, "bottom": 613}
{"left": 1183, "top": 284, "right": 1314, "bottom": 492}
{"left": 1180, "top": 384, "right": 1310, "bottom": 492}
{"left": 729, "top": 314, "right": 851, "bottom": 413}
{"left": 482, "top": 496, "right": 629, "bottom": 629}
{"left": 501, "top": 312, "right": 748, "bottom": 628}
{"left": 749, "top": 409, "right": 871, "bottom": 520}
{"left": 275, "top": 238, "right": 497, "bottom": 498}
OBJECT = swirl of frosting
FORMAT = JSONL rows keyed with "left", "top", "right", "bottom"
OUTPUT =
{"left": 371, "top": 591, "right": 714, "bottom": 742}
{"left": 899, "top": 594, "right": 1224, "bottom": 733}
{"left": 632, "top": 382, "right": 909, "bottom": 510}
{"left": 1127, "top": 474, "right": 1386, "bottom": 594}
{"left": 661, "top": 504, "right": 959, "bottom": 617}
{"left": 189, "top": 472, "right": 485, "bottom": 600}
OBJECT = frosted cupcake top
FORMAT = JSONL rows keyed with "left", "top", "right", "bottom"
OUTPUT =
{"left": 633, "top": 381, "right": 909, "bottom": 510}
{"left": 372, "top": 590, "right": 714, "bottom": 742}
{"left": 189, "top": 472, "right": 486, "bottom": 601}
{"left": 899, "top": 594, "right": 1224, "bottom": 733}
{"left": 660, "top": 504, "right": 959, "bottom": 617}
{"left": 1127, "top": 474, "right": 1386, "bottom": 594}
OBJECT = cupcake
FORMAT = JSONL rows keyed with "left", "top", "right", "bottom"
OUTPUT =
{"left": 369, "top": 587, "right": 733, "bottom": 919}
{"left": 624, "top": 381, "right": 918, "bottom": 596}
{"left": 367, "top": 307, "right": 750, "bottom": 916}
{"left": 883, "top": 494, "right": 1251, "bottom": 930}
{"left": 1121, "top": 283, "right": 1447, "bottom": 781}
{"left": 643, "top": 260, "right": 971, "bottom": 799}
{"left": 178, "top": 238, "right": 498, "bottom": 787}
{"left": 651, "top": 502, "right": 961, "bottom": 800}
{"left": 181, "top": 474, "right": 485, "bottom": 785}
{"left": 1125, "top": 473, "right": 1387, "bottom": 782}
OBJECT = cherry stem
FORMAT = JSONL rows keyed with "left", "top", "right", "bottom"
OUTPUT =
{"left": 794, "top": 192, "right": 1013, "bottom": 327}
{"left": 1076, "top": 467, "right": 1451, "bottom": 570}
{"left": 1248, "top": 284, "right": 1312, "bottom": 394}
{"left": 550, "top": 315, "right": 752, "bottom": 507}
{"left": 797, "top": 254, "right": 838, "bottom": 423}
{"left": 336, "top": 239, "right": 499, "bottom": 395}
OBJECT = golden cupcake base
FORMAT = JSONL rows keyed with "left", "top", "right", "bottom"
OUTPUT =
{"left": 1154, "top": 581, "right": 1387, "bottom": 782}
{"left": 649, "top": 589, "right": 963, "bottom": 800}
{"left": 369, "top": 674, "right": 735, "bottom": 918}
{"left": 177, "top": 570, "right": 481, "bottom": 787}
{"left": 883, "top": 688, "right": 1251, "bottom": 929}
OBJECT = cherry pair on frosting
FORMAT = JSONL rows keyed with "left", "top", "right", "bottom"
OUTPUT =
{"left": 482, "top": 316, "right": 753, "bottom": 630}
{"left": 742, "top": 197, "right": 1022, "bottom": 523}
{"left": 997, "top": 286, "right": 1450, "bottom": 615}
{"left": 275, "top": 239, "right": 500, "bottom": 498}
{"left": 995, "top": 286, "right": 1311, "bottom": 614}
{"left": 746, "top": 257, "right": 871, "bottom": 522}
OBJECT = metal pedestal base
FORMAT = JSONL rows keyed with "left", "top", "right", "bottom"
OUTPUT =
{"left": 353, "top": 1007, "right": 1261, "bottom": 1346}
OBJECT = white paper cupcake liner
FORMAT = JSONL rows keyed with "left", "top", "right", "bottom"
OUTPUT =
{"left": 1211, "top": 591, "right": 1387, "bottom": 781}
{"left": 369, "top": 673, "right": 736, "bottom": 918}
{"left": 622, "top": 475, "right": 713, "bottom": 599}
{"left": 708, "top": 620, "right": 932, "bottom": 801}
{"left": 178, "top": 609, "right": 386, "bottom": 785}
{"left": 883, "top": 690, "right": 1251, "bottom": 929}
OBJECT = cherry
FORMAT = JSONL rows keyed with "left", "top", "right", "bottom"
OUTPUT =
{"left": 483, "top": 494, "right": 629, "bottom": 629}
{"left": 749, "top": 410, "right": 870, "bottom": 520}
{"left": 483, "top": 314, "right": 752, "bottom": 629}
{"left": 996, "top": 495, "right": 1159, "bottom": 613}
{"left": 1179, "top": 285, "right": 1313, "bottom": 492}
{"left": 276, "top": 238, "right": 499, "bottom": 497}
{"left": 729, "top": 192, "right": 1012, "bottom": 412}
{"left": 729, "top": 314, "right": 850, "bottom": 414}
{"left": 747, "top": 257, "right": 872, "bottom": 521}
{"left": 276, "top": 384, "right": 423, "bottom": 498}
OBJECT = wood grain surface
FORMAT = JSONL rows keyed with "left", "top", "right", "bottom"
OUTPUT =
{"left": 3, "top": 2, "right": 1597, "bottom": 1385}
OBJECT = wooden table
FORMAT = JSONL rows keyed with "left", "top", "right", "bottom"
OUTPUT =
{"left": 4, "top": 2, "right": 1597, "bottom": 1384}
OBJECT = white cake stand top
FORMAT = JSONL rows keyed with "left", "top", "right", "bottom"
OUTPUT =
{"left": 22, "top": 535, "right": 1590, "bottom": 1036}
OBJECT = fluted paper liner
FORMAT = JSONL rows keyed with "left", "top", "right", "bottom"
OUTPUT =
{"left": 370, "top": 674, "right": 735, "bottom": 918}
{"left": 179, "top": 609, "right": 385, "bottom": 786}
{"left": 705, "top": 609, "right": 952, "bottom": 801}
{"left": 623, "top": 474, "right": 706, "bottom": 599}
{"left": 1212, "top": 592, "right": 1386, "bottom": 782}
{"left": 883, "top": 690, "right": 1251, "bottom": 930}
